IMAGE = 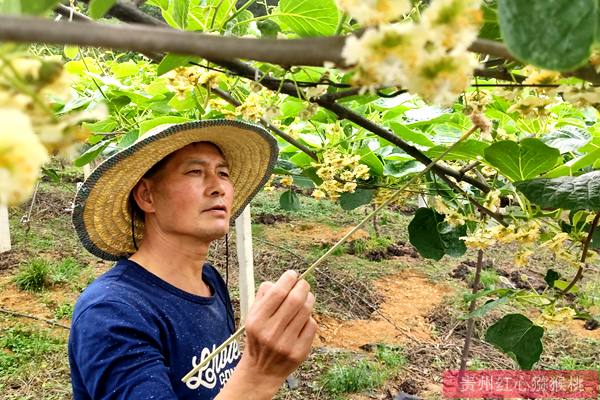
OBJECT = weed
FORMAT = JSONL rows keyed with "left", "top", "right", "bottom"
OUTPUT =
{"left": 54, "top": 302, "right": 74, "bottom": 320}
{"left": 50, "top": 257, "right": 82, "bottom": 284}
{"left": 467, "top": 357, "right": 491, "bottom": 370}
{"left": 322, "top": 359, "right": 387, "bottom": 394}
{"left": 13, "top": 259, "right": 51, "bottom": 292}
{"left": 374, "top": 344, "right": 406, "bottom": 368}
{"left": 556, "top": 355, "right": 600, "bottom": 373}
{"left": 0, "top": 326, "right": 64, "bottom": 376}
{"left": 470, "top": 269, "right": 499, "bottom": 289}
{"left": 578, "top": 277, "right": 600, "bottom": 310}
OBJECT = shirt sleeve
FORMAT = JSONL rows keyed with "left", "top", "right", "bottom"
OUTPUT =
{"left": 69, "top": 300, "right": 177, "bottom": 400}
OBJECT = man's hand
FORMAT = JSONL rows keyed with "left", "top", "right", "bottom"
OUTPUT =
{"left": 216, "top": 270, "right": 317, "bottom": 399}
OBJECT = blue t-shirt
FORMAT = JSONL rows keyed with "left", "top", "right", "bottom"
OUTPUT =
{"left": 69, "top": 259, "right": 240, "bottom": 400}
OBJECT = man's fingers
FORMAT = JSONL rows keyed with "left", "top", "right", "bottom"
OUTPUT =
{"left": 282, "top": 292, "right": 315, "bottom": 340}
{"left": 259, "top": 270, "right": 301, "bottom": 317}
{"left": 255, "top": 281, "right": 274, "bottom": 301}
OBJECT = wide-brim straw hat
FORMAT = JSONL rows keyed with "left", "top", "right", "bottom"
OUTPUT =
{"left": 73, "top": 119, "right": 278, "bottom": 261}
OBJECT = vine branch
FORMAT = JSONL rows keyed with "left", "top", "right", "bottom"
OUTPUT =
{"left": 1, "top": 12, "right": 599, "bottom": 85}
{"left": 561, "top": 211, "right": 600, "bottom": 295}
{"left": 460, "top": 249, "right": 484, "bottom": 371}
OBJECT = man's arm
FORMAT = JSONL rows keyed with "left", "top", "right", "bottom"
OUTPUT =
{"left": 216, "top": 270, "right": 317, "bottom": 400}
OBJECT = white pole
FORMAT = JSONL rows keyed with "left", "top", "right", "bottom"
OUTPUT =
{"left": 235, "top": 205, "right": 255, "bottom": 324}
{"left": 0, "top": 205, "right": 10, "bottom": 253}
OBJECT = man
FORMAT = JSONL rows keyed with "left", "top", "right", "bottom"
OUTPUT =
{"left": 70, "top": 120, "right": 316, "bottom": 399}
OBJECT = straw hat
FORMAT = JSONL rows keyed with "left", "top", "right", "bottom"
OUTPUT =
{"left": 73, "top": 119, "right": 278, "bottom": 261}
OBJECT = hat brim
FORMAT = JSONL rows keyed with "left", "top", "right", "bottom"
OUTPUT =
{"left": 73, "top": 119, "right": 278, "bottom": 261}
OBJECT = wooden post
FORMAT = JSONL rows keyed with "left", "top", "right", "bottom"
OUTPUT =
{"left": 0, "top": 205, "right": 10, "bottom": 253}
{"left": 235, "top": 205, "right": 255, "bottom": 324}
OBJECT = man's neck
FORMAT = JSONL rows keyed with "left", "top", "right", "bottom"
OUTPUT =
{"left": 129, "top": 231, "right": 213, "bottom": 297}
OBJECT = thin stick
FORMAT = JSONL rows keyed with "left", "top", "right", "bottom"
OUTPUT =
{"left": 181, "top": 125, "right": 480, "bottom": 383}
{"left": 0, "top": 307, "right": 70, "bottom": 330}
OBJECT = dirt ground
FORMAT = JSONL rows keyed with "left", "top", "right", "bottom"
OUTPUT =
{"left": 317, "top": 269, "right": 451, "bottom": 349}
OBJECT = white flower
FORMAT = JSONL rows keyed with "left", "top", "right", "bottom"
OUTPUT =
{"left": 342, "top": 23, "right": 425, "bottom": 88}
{"left": 403, "top": 50, "right": 479, "bottom": 106}
{"left": 0, "top": 108, "right": 49, "bottom": 205}
{"left": 421, "top": 0, "right": 483, "bottom": 51}
{"left": 336, "top": 0, "right": 411, "bottom": 26}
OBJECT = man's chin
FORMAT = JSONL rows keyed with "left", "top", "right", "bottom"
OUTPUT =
{"left": 199, "top": 224, "right": 230, "bottom": 242}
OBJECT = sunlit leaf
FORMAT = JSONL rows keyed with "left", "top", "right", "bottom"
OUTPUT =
{"left": 275, "top": 0, "right": 339, "bottom": 37}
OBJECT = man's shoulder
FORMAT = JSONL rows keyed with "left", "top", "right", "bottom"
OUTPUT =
{"left": 72, "top": 260, "right": 144, "bottom": 323}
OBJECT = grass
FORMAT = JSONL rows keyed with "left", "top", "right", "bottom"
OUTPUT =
{"left": 0, "top": 326, "right": 65, "bottom": 376}
{"left": 54, "top": 302, "right": 74, "bottom": 320}
{"left": 323, "top": 359, "right": 388, "bottom": 394}
{"left": 322, "top": 345, "right": 406, "bottom": 395}
{"left": 13, "top": 257, "right": 85, "bottom": 292}
{"left": 50, "top": 258, "right": 82, "bottom": 285}
{"left": 13, "top": 259, "right": 51, "bottom": 292}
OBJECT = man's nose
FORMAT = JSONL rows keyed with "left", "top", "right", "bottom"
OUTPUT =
{"left": 205, "top": 171, "right": 225, "bottom": 196}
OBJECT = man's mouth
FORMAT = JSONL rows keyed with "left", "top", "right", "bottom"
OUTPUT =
{"left": 204, "top": 205, "right": 228, "bottom": 213}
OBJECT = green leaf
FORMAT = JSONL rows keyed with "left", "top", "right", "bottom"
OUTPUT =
{"left": 139, "top": 116, "right": 191, "bottom": 135}
{"left": 479, "top": 2, "right": 501, "bottom": 41}
{"left": 408, "top": 208, "right": 466, "bottom": 260}
{"left": 63, "top": 45, "right": 79, "bottom": 60}
{"left": 280, "top": 190, "right": 301, "bottom": 211}
{"left": 292, "top": 175, "right": 315, "bottom": 188}
{"left": 498, "top": 0, "right": 597, "bottom": 70}
{"left": 485, "top": 313, "right": 544, "bottom": 370}
{"left": 187, "top": 0, "right": 235, "bottom": 31}
{"left": 515, "top": 171, "right": 600, "bottom": 210}
{"left": 386, "top": 121, "right": 435, "bottom": 147}
{"left": 20, "top": 0, "right": 61, "bottom": 15}
{"left": 544, "top": 147, "right": 600, "bottom": 178}
{"left": 358, "top": 149, "right": 384, "bottom": 176}
{"left": 172, "top": 0, "right": 190, "bottom": 29}
{"left": 88, "top": 0, "right": 117, "bottom": 19}
{"left": 157, "top": 54, "right": 196, "bottom": 76}
{"left": 118, "top": 129, "right": 139, "bottom": 148}
{"left": 441, "top": 223, "right": 467, "bottom": 257}
{"left": 109, "top": 60, "right": 139, "bottom": 78}
{"left": 553, "top": 280, "right": 579, "bottom": 294}
{"left": 544, "top": 269, "right": 560, "bottom": 288}
{"left": 279, "top": 97, "right": 305, "bottom": 119}
{"left": 83, "top": 117, "right": 117, "bottom": 133}
{"left": 41, "top": 167, "right": 61, "bottom": 183}
{"left": 275, "top": 0, "right": 339, "bottom": 37}
{"left": 75, "top": 141, "right": 110, "bottom": 167}
{"left": 339, "top": 189, "right": 374, "bottom": 211}
{"left": 228, "top": 9, "right": 254, "bottom": 36}
{"left": 592, "top": 226, "right": 600, "bottom": 249}
{"left": 289, "top": 152, "right": 314, "bottom": 168}
{"left": 541, "top": 126, "right": 591, "bottom": 154}
{"left": 463, "top": 296, "right": 511, "bottom": 319}
{"left": 427, "top": 140, "right": 488, "bottom": 161}
{"left": 484, "top": 138, "right": 560, "bottom": 181}
{"left": 383, "top": 160, "right": 425, "bottom": 178}
{"left": 0, "top": 0, "right": 21, "bottom": 14}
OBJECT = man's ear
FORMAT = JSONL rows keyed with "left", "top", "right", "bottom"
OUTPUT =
{"left": 131, "top": 178, "right": 156, "bottom": 214}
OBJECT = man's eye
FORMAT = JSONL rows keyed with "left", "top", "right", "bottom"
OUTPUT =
{"left": 187, "top": 169, "right": 203, "bottom": 175}
{"left": 220, "top": 171, "right": 230, "bottom": 178}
